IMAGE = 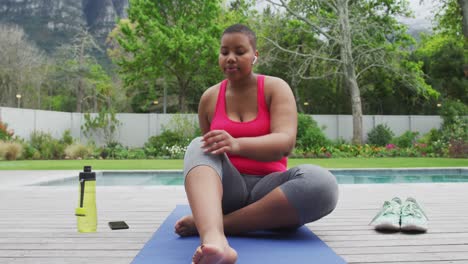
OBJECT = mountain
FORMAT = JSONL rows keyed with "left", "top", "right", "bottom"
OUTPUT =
{"left": 0, "top": 0, "right": 128, "bottom": 53}
{"left": 398, "top": 0, "right": 436, "bottom": 40}
{"left": 1, "top": 0, "right": 435, "bottom": 56}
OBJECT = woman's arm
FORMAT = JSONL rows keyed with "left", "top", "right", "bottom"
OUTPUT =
{"left": 198, "top": 89, "right": 213, "bottom": 135}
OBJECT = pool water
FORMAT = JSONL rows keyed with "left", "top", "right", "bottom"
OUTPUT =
{"left": 34, "top": 168, "right": 468, "bottom": 186}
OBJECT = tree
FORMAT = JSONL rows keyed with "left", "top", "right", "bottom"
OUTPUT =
{"left": 264, "top": 0, "right": 437, "bottom": 144}
{"left": 435, "top": 0, "right": 468, "bottom": 79}
{"left": 413, "top": 0, "right": 467, "bottom": 111}
{"left": 264, "top": 0, "right": 365, "bottom": 144}
{"left": 53, "top": 28, "right": 108, "bottom": 113}
{"left": 432, "top": 0, "right": 467, "bottom": 37}
{"left": 428, "top": 0, "right": 468, "bottom": 85}
{"left": 413, "top": 33, "right": 467, "bottom": 104}
{"left": 0, "top": 24, "right": 48, "bottom": 109}
{"left": 82, "top": 107, "right": 121, "bottom": 146}
{"left": 458, "top": 0, "right": 468, "bottom": 37}
{"left": 111, "top": 0, "right": 224, "bottom": 113}
{"left": 461, "top": 0, "right": 468, "bottom": 37}
{"left": 256, "top": 13, "right": 338, "bottom": 114}
{"left": 107, "top": 19, "right": 162, "bottom": 113}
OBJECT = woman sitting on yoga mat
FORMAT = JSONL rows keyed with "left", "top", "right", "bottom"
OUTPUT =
{"left": 175, "top": 23, "right": 339, "bottom": 264}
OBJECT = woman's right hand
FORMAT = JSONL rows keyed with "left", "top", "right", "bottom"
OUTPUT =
{"left": 201, "top": 130, "right": 240, "bottom": 155}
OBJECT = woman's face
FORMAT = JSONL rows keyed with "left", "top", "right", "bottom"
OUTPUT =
{"left": 219, "top": 32, "right": 257, "bottom": 80}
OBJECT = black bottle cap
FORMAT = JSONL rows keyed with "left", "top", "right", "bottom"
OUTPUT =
{"left": 79, "top": 165, "right": 96, "bottom": 181}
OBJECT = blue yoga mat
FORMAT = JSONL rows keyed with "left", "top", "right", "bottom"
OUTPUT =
{"left": 132, "top": 205, "right": 346, "bottom": 264}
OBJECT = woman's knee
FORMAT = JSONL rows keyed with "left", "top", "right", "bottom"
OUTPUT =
{"left": 183, "top": 137, "right": 223, "bottom": 178}
{"left": 185, "top": 137, "right": 204, "bottom": 155}
{"left": 287, "top": 164, "right": 339, "bottom": 223}
{"left": 299, "top": 164, "right": 338, "bottom": 201}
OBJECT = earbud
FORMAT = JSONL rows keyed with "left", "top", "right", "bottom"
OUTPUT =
{"left": 252, "top": 56, "right": 257, "bottom": 65}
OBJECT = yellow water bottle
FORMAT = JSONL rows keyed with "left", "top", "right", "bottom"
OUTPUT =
{"left": 75, "top": 165, "right": 97, "bottom": 232}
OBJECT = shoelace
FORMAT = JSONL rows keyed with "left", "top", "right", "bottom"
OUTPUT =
{"left": 382, "top": 201, "right": 401, "bottom": 216}
{"left": 369, "top": 200, "right": 400, "bottom": 224}
{"left": 401, "top": 201, "right": 428, "bottom": 220}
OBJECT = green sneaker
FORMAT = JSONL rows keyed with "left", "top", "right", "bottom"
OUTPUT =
{"left": 400, "top": 197, "right": 428, "bottom": 232}
{"left": 369, "top": 197, "right": 402, "bottom": 231}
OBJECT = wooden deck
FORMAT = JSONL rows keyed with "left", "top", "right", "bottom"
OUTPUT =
{"left": 1, "top": 181, "right": 468, "bottom": 263}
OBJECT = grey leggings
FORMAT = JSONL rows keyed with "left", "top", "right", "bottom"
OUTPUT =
{"left": 183, "top": 137, "right": 339, "bottom": 225}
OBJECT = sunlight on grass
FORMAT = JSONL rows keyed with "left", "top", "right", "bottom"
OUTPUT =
{"left": 0, "top": 158, "right": 466, "bottom": 170}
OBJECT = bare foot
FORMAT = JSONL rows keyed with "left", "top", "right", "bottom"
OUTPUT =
{"left": 192, "top": 243, "right": 237, "bottom": 264}
{"left": 175, "top": 215, "right": 199, "bottom": 237}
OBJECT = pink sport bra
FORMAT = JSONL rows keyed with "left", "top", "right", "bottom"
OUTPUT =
{"left": 210, "top": 75, "right": 287, "bottom": 175}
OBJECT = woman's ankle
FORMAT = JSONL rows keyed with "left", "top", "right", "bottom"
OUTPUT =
{"left": 200, "top": 230, "right": 228, "bottom": 246}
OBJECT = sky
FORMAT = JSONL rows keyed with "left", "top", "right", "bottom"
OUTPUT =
{"left": 255, "top": 0, "right": 439, "bottom": 31}
{"left": 399, "top": 0, "right": 439, "bottom": 30}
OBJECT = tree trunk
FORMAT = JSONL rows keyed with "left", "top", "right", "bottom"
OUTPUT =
{"left": 179, "top": 89, "right": 186, "bottom": 113}
{"left": 93, "top": 87, "right": 97, "bottom": 112}
{"left": 37, "top": 85, "right": 41, "bottom": 109}
{"left": 178, "top": 76, "right": 188, "bottom": 113}
{"left": 459, "top": 0, "right": 468, "bottom": 80}
{"left": 76, "top": 79, "right": 84, "bottom": 113}
{"left": 5, "top": 81, "right": 14, "bottom": 107}
{"left": 459, "top": 0, "right": 468, "bottom": 38}
{"left": 337, "top": 0, "right": 363, "bottom": 144}
{"left": 292, "top": 77, "right": 303, "bottom": 113}
{"left": 76, "top": 38, "right": 85, "bottom": 113}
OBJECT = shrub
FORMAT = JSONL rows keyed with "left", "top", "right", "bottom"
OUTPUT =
{"left": 29, "top": 131, "right": 65, "bottom": 159}
{"left": 99, "top": 142, "right": 140, "bottom": 160}
{"left": 440, "top": 115, "right": 467, "bottom": 157}
{"left": 448, "top": 139, "right": 468, "bottom": 158}
{"left": 145, "top": 130, "right": 186, "bottom": 158}
{"left": 113, "top": 146, "right": 130, "bottom": 159}
{"left": 127, "top": 148, "right": 147, "bottom": 159}
{"left": 439, "top": 99, "right": 468, "bottom": 128}
{"left": 367, "top": 124, "right": 394, "bottom": 146}
{"left": 0, "top": 141, "right": 23, "bottom": 160}
{"left": 0, "top": 119, "right": 14, "bottom": 141}
{"left": 65, "top": 143, "right": 91, "bottom": 159}
{"left": 100, "top": 141, "right": 125, "bottom": 159}
{"left": 441, "top": 115, "right": 467, "bottom": 140}
{"left": 60, "top": 130, "right": 74, "bottom": 145}
{"left": 413, "top": 143, "right": 431, "bottom": 157}
{"left": 431, "top": 139, "right": 449, "bottom": 157}
{"left": 81, "top": 108, "right": 121, "bottom": 146}
{"left": 162, "top": 114, "right": 201, "bottom": 139}
{"left": 20, "top": 141, "right": 39, "bottom": 160}
{"left": 392, "top": 131, "right": 419, "bottom": 148}
{"left": 418, "top": 128, "right": 442, "bottom": 145}
{"left": 166, "top": 145, "right": 187, "bottom": 159}
{"left": 418, "top": 100, "right": 467, "bottom": 158}
{"left": 143, "top": 146, "right": 158, "bottom": 159}
{"left": 145, "top": 115, "right": 200, "bottom": 158}
{"left": 295, "top": 114, "right": 330, "bottom": 152}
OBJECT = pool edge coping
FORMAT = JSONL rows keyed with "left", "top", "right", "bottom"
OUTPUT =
{"left": 27, "top": 167, "right": 468, "bottom": 187}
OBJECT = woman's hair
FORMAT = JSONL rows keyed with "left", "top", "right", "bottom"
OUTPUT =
{"left": 222, "top": 24, "right": 257, "bottom": 50}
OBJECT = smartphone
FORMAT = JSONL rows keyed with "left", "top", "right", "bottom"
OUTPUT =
{"left": 108, "top": 221, "right": 129, "bottom": 230}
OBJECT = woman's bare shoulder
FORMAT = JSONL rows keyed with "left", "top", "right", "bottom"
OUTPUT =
{"left": 202, "top": 82, "right": 222, "bottom": 99}
{"left": 199, "top": 82, "right": 222, "bottom": 113}
{"left": 262, "top": 75, "right": 293, "bottom": 99}
{"left": 263, "top": 75, "right": 291, "bottom": 91}
{"left": 203, "top": 82, "right": 221, "bottom": 96}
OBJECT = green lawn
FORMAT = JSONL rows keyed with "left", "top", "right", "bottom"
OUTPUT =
{"left": 0, "top": 158, "right": 466, "bottom": 170}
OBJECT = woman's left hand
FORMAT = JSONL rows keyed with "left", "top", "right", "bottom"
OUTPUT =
{"left": 201, "top": 130, "right": 239, "bottom": 155}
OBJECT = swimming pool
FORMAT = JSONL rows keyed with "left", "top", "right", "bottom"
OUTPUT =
{"left": 34, "top": 168, "right": 468, "bottom": 186}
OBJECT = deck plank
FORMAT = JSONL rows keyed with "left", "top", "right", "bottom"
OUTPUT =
{"left": 1, "top": 182, "right": 468, "bottom": 264}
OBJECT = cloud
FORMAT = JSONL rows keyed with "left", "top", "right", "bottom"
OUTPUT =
{"left": 398, "top": 0, "right": 438, "bottom": 30}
